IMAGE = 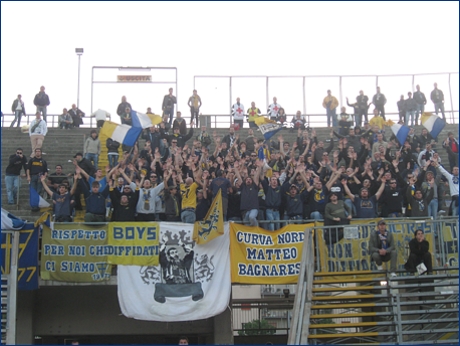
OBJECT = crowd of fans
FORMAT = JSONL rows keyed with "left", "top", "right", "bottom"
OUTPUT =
{"left": 4, "top": 86, "right": 459, "bottom": 230}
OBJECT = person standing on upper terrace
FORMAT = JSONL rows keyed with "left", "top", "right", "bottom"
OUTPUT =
{"left": 372, "top": 86, "right": 387, "bottom": 120}
{"left": 11, "top": 94, "right": 26, "bottom": 128}
{"left": 117, "top": 96, "right": 132, "bottom": 123}
{"left": 267, "top": 97, "right": 282, "bottom": 122}
{"left": 322, "top": 90, "right": 339, "bottom": 128}
{"left": 430, "top": 82, "right": 446, "bottom": 121}
{"left": 413, "top": 84, "right": 427, "bottom": 123}
{"left": 247, "top": 102, "right": 262, "bottom": 129}
{"left": 188, "top": 89, "right": 202, "bottom": 128}
{"left": 33, "top": 86, "right": 50, "bottom": 122}
{"left": 162, "top": 87, "right": 177, "bottom": 126}
{"left": 232, "top": 97, "right": 245, "bottom": 130}
{"left": 356, "top": 90, "right": 371, "bottom": 126}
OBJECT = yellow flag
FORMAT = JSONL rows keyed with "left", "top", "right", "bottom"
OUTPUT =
{"left": 254, "top": 116, "right": 275, "bottom": 126}
{"left": 193, "top": 189, "right": 224, "bottom": 244}
{"left": 34, "top": 212, "right": 51, "bottom": 228}
{"left": 146, "top": 113, "right": 163, "bottom": 126}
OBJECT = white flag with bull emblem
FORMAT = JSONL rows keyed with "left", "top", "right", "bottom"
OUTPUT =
{"left": 117, "top": 222, "right": 231, "bottom": 322}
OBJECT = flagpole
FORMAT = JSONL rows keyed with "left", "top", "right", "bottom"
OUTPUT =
{"left": 6, "top": 231, "right": 19, "bottom": 345}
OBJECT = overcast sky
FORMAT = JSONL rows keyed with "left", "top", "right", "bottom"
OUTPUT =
{"left": 1, "top": 1, "right": 459, "bottom": 125}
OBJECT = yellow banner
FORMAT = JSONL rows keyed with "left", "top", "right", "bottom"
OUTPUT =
{"left": 193, "top": 190, "right": 224, "bottom": 245}
{"left": 41, "top": 223, "right": 112, "bottom": 282}
{"left": 317, "top": 218, "right": 435, "bottom": 279}
{"left": 107, "top": 222, "right": 160, "bottom": 266}
{"left": 230, "top": 223, "right": 314, "bottom": 284}
{"left": 441, "top": 220, "right": 458, "bottom": 269}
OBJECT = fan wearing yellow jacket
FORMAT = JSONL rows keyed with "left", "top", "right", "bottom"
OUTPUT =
{"left": 322, "top": 90, "right": 339, "bottom": 128}
{"left": 247, "top": 102, "right": 262, "bottom": 129}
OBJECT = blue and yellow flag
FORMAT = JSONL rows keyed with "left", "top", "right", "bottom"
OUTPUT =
{"left": 254, "top": 116, "right": 283, "bottom": 140}
{"left": 421, "top": 112, "right": 445, "bottom": 138}
{"left": 193, "top": 189, "right": 224, "bottom": 244}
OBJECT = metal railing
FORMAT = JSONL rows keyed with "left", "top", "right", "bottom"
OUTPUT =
{"left": 194, "top": 72, "right": 459, "bottom": 124}
{"left": 2, "top": 110, "right": 458, "bottom": 129}
{"left": 0, "top": 114, "right": 105, "bottom": 129}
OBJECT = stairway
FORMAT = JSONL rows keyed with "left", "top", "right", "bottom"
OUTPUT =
{"left": 307, "top": 271, "right": 459, "bottom": 344}
{"left": 289, "top": 247, "right": 459, "bottom": 345}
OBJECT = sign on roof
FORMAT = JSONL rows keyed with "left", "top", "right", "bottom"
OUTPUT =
{"left": 117, "top": 75, "right": 152, "bottom": 82}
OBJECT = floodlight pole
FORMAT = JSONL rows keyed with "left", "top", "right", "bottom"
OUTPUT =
{"left": 75, "top": 48, "right": 84, "bottom": 108}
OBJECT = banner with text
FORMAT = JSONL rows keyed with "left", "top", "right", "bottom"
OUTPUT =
{"left": 40, "top": 223, "right": 112, "bottom": 282}
{"left": 230, "top": 223, "right": 313, "bottom": 284}
{"left": 118, "top": 222, "right": 231, "bottom": 322}
{"left": 107, "top": 222, "right": 159, "bottom": 266}
{"left": 317, "top": 218, "right": 435, "bottom": 279}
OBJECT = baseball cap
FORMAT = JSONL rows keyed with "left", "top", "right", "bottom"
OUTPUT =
{"left": 378, "top": 220, "right": 386, "bottom": 225}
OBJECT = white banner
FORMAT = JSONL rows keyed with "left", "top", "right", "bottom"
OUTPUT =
{"left": 117, "top": 222, "right": 231, "bottom": 322}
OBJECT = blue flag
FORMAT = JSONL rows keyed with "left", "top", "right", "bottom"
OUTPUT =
{"left": 29, "top": 185, "right": 50, "bottom": 209}
{"left": 1, "top": 224, "right": 39, "bottom": 290}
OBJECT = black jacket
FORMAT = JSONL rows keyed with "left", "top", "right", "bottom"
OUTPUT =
{"left": 106, "top": 138, "right": 120, "bottom": 154}
{"left": 6, "top": 154, "right": 27, "bottom": 176}
{"left": 160, "top": 128, "right": 194, "bottom": 148}
{"left": 33, "top": 92, "right": 50, "bottom": 107}
{"left": 76, "top": 158, "right": 95, "bottom": 177}
{"left": 117, "top": 101, "right": 132, "bottom": 116}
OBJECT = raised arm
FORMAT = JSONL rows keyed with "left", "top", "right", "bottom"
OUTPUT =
{"left": 375, "top": 176, "right": 386, "bottom": 200}
{"left": 325, "top": 171, "right": 340, "bottom": 191}
{"left": 341, "top": 178, "right": 355, "bottom": 202}
{"left": 254, "top": 160, "right": 263, "bottom": 186}
{"left": 119, "top": 167, "right": 134, "bottom": 186}
{"left": 40, "top": 174, "right": 54, "bottom": 197}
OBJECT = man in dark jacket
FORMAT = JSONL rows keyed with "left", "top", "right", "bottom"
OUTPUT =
{"left": 109, "top": 181, "right": 139, "bottom": 221}
{"left": 430, "top": 83, "right": 445, "bottom": 120}
{"left": 372, "top": 86, "right": 387, "bottom": 120}
{"left": 11, "top": 94, "right": 26, "bottom": 127}
{"left": 222, "top": 125, "right": 240, "bottom": 149}
{"left": 162, "top": 88, "right": 177, "bottom": 126}
{"left": 413, "top": 85, "right": 427, "bottom": 123}
{"left": 116, "top": 96, "right": 132, "bottom": 119}
{"left": 68, "top": 104, "right": 85, "bottom": 127}
{"left": 73, "top": 152, "right": 95, "bottom": 177}
{"left": 160, "top": 123, "right": 194, "bottom": 148}
{"left": 143, "top": 126, "right": 165, "bottom": 156}
{"left": 79, "top": 180, "right": 110, "bottom": 222}
{"left": 356, "top": 90, "right": 371, "bottom": 126}
{"left": 5, "top": 148, "right": 27, "bottom": 204}
{"left": 26, "top": 148, "right": 48, "bottom": 211}
{"left": 405, "top": 92, "right": 418, "bottom": 126}
{"left": 72, "top": 152, "right": 95, "bottom": 210}
{"left": 397, "top": 95, "right": 406, "bottom": 123}
{"left": 33, "top": 86, "right": 50, "bottom": 122}
{"left": 404, "top": 229, "right": 432, "bottom": 274}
